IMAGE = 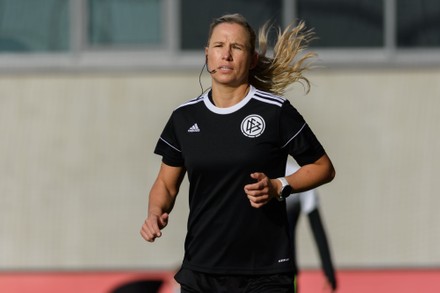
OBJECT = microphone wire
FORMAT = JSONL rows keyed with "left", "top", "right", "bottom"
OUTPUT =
{"left": 198, "top": 63, "right": 206, "bottom": 95}
{"left": 199, "top": 63, "right": 213, "bottom": 96}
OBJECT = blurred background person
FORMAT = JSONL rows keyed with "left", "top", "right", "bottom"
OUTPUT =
{"left": 286, "top": 159, "right": 337, "bottom": 292}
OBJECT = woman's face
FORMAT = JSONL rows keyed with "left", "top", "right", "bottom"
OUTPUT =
{"left": 205, "top": 22, "right": 256, "bottom": 87}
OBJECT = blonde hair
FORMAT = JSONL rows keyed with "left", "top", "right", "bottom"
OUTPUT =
{"left": 208, "top": 14, "right": 316, "bottom": 96}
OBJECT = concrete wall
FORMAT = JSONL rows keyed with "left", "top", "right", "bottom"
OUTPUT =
{"left": 1, "top": 68, "right": 439, "bottom": 270}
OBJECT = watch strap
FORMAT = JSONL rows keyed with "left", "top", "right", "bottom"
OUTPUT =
{"left": 276, "top": 177, "right": 290, "bottom": 201}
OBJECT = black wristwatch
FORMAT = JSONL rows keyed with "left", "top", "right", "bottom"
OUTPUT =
{"left": 276, "top": 177, "right": 293, "bottom": 201}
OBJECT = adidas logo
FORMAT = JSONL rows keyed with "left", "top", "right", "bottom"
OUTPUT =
{"left": 188, "top": 123, "right": 200, "bottom": 133}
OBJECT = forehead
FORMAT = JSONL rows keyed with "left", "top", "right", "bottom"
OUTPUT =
{"left": 210, "top": 22, "right": 250, "bottom": 44}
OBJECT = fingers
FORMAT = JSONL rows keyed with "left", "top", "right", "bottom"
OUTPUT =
{"left": 245, "top": 172, "right": 268, "bottom": 192}
{"left": 158, "top": 213, "right": 169, "bottom": 229}
{"left": 249, "top": 172, "right": 261, "bottom": 180}
{"left": 140, "top": 220, "right": 160, "bottom": 243}
{"left": 140, "top": 213, "right": 169, "bottom": 242}
{"left": 247, "top": 195, "right": 270, "bottom": 208}
{"left": 244, "top": 172, "right": 272, "bottom": 208}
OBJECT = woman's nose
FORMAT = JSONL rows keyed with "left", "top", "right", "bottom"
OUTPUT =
{"left": 222, "top": 46, "right": 233, "bottom": 60}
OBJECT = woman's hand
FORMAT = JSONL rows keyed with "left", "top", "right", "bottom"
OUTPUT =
{"left": 140, "top": 212, "right": 169, "bottom": 242}
{"left": 244, "top": 172, "right": 280, "bottom": 208}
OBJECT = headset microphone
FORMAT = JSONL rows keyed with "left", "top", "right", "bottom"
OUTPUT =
{"left": 206, "top": 65, "right": 216, "bottom": 74}
{"left": 205, "top": 56, "right": 216, "bottom": 74}
{"left": 199, "top": 57, "right": 216, "bottom": 94}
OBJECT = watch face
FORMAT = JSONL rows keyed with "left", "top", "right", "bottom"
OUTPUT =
{"left": 281, "top": 185, "right": 293, "bottom": 198}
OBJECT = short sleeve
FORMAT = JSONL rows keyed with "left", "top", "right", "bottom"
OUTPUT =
{"left": 280, "top": 100, "right": 326, "bottom": 166}
{"left": 154, "top": 113, "right": 185, "bottom": 167}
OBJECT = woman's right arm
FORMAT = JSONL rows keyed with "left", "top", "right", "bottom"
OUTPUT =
{"left": 140, "top": 162, "right": 186, "bottom": 242}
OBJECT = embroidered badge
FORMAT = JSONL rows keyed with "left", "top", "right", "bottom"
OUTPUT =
{"left": 241, "top": 115, "right": 265, "bottom": 138}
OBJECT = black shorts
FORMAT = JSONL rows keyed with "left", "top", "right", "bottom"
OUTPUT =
{"left": 175, "top": 268, "right": 296, "bottom": 293}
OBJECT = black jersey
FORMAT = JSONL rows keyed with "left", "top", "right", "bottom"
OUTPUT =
{"left": 154, "top": 86, "right": 325, "bottom": 275}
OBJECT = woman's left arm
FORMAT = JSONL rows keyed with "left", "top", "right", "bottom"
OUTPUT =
{"left": 244, "top": 154, "right": 335, "bottom": 208}
{"left": 284, "top": 154, "right": 335, "bottom": 193}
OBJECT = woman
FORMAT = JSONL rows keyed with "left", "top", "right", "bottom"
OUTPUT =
{"left": 140, "top": 13, "right": 335, "bottom": 293}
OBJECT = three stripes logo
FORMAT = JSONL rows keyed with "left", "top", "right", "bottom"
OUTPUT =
{"left": 241, "top": 114, "right": 265, "bottom": 138}
{"left": 188, "top": 123, "right": 201, "bottom": 133}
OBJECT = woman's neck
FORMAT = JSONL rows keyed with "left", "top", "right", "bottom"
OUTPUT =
{"left": 210, "top": 83, "right": 251, "bottom": 108}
